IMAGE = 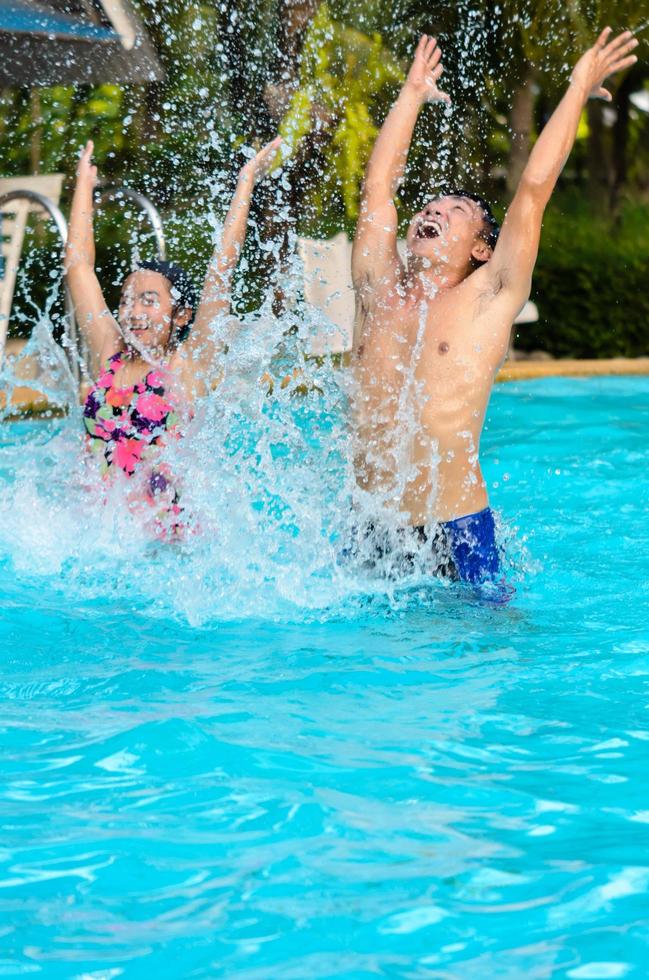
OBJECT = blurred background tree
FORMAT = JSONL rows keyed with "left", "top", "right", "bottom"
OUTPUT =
{"left": 1, "top": 0, "right": 648, "bottom": 355}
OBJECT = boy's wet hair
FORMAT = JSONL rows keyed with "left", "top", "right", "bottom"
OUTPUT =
{"left": 136, "top": 259, "right": 198, "bottom": 343}
{"left": 435, "top": 189, "right": 501, "bottom": 250}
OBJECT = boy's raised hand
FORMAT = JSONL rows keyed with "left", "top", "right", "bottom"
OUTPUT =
{"left": 571, "top": 28, "right": 639, "bottom": 102}
{"left": 405, "top": 35, "right": 451, "bottom": 105}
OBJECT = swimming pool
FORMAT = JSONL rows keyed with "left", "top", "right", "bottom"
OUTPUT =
{"left": 1, "top": 376, "right": 648, "bottom": 978}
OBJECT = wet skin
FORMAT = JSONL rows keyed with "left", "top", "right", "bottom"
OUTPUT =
{"left": 64, "top": 136, "right": 285, "bottom": 410}
{"left": 112, "top": 270, "right": 183, "bottom": 388}
{"left": 351, "top": 28, "right": 639, "bottom": 528}
{"left": 353, "top": 195, "right": 513, "bottom": 525}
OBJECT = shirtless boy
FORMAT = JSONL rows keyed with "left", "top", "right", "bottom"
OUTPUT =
{"left": 351, "top": 28, "right": 638, "bottom": 583}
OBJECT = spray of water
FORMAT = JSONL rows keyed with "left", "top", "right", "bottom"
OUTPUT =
{"left": 0, "top": 290, "right": 528, "bottom": 625}
{"left": 0, "top": 1, "right": 547, "bottom": 622}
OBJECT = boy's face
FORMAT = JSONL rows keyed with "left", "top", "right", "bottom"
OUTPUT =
{"left": 406, "top": 195, "right": 490, "bottom": 267}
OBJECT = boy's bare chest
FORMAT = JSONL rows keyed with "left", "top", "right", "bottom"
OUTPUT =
{"left": 362, "top": 289, "right": 481, "bottom": 371}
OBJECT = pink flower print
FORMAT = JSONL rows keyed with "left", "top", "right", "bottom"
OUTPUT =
{"left": 94, "top": 417, "right": 117, "bottom": 440}
{"left": 106, "top": 385, "right": 134, "bottom": 408}
{"left": 135, "top": 392, "right": 169, "bottom": 423}
{"left": 146, "top": 370, "right": 165, "bottom": 390}
{"left": 113, "top": 437, "right": 145, "bottom": 474}
{"left": 97, "top": 370, "right": 114, "bottom": 387}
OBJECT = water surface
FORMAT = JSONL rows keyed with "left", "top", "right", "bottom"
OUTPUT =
{"left": 1, "top": 376, "right": 648, "bottom": 979}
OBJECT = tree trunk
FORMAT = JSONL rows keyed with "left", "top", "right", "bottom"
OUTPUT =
{"left": 30, "top": 88, "right": 41, "bottom": 175}
{"left": 260, "top": 0, "right": 321, "bottom": 313}
{"left": 275, "top": 0, "right": 319, "bottom": 78}
{"left": 506, "top": 65, "right": 536, "bottom": 197}
{"left": 586, "top": 100, "right": 610, "bottom": 207}
{"left": 609, "top": 67, "right": 645, "bottom": 213}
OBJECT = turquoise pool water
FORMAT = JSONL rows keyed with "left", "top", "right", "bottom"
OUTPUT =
{"left": 1, "top": 376, "right": 648, "bottom": 978}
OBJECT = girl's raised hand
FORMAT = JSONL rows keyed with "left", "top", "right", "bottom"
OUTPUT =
{"left": 239, "top": 136, "right": 283, "bottom": 186}
{"left": 76, "top": 140, "right": 98, "bottom": 186}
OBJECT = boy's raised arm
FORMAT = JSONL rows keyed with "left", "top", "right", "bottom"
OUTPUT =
{"left": 352, "top": 35, "right": 450, "bottom": 289}
{"left": 485, "top": 28, "right": 639, "bottom": 310}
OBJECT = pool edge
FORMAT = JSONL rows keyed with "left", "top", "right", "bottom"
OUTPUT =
{"left": 2, "top": 356, "right": 649, "bottom": 415}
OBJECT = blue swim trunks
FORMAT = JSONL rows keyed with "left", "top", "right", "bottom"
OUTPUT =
{"left": 345, "top": 507, "right": 501, "bottom": 584}
{"left": 423, "top": 507, "right": 501, "bottom": 584}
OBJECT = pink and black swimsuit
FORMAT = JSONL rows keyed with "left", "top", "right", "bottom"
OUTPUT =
{"left": 83, "top": 351, "right": 184, "bottom": 534}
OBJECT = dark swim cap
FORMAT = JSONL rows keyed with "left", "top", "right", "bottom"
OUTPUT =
{"left": 136, "top": 259, "right": 198, "bottom": 343}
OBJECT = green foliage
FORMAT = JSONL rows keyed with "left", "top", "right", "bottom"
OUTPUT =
{"left": 2, "top": 0, "right": 649, "bottom": 355}
{"left": 518, "top": 195, "right": 649, "bottom": 357}
{"left": 280, "top": 3, "right": 403, "bottom": 221}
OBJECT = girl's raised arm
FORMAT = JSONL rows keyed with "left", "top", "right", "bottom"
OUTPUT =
{"left": 63, "top": 141, "right": 121, "bottom": 373}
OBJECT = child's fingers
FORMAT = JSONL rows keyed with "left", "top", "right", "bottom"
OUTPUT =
{"left": 414, "top": 35, "right": 428, "bottom": 60}
{"left": 604, "top": 29, "right": 634, "bottom": 54}
{"left": 607, "top": 53, "right": 638, "bottom": 73}
{"left": 424, "top": 37, "right": 438, "bottom": 63}
{"left": 428, "top": 44, "right": 442, "bottom": 69}
{"left": 595, "top": 26, "right": 613, "bottom": 49}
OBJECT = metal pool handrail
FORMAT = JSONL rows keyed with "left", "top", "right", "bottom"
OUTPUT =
{"left": 95, "top": 184, "right": 167, "bottom": 260}
{"left": 0, "top": 185, "right": 168, "bottom": 394}
{"left": 0, "top": 188, "right": 81, "bottom": 383}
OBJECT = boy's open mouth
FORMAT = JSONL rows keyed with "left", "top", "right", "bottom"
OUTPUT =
{"left": 416, "top": 220, "right": 441, "bottom": 239}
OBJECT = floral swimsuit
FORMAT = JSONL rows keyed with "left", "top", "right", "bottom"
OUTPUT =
{"left": 83, "top": 351, "right": 184, "bottom": 535}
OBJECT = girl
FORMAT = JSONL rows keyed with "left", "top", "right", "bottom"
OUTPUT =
{"left": 64, "top": 136, "right": 282, "bottom": 536}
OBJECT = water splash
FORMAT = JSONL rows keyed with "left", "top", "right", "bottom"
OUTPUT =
{"left": 0, "top": 1, "right": 547, "bottom": 624}
{"left": 0, "top": 299, "right": 527, "bottom": 627}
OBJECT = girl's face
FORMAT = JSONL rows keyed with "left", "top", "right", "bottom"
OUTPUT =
{"left": 118, "top": 270, "right": 175, "bottom": 354}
